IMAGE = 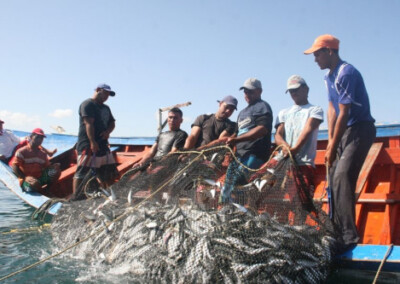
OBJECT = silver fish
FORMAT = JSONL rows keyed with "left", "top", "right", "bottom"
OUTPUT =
{"left": 109, "top": 188, "right": 117, "bottom": 201}
{"left": 127, "top": 190, "right": 133, "bottom": 205}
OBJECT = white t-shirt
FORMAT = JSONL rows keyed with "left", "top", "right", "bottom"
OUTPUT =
{"left": 275, "top": 103, "right": 324, "bottom": 166}
{"left": 0, "top": 130, "right": 22, "bottom": 159}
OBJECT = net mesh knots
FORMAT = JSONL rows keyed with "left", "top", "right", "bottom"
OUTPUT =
{"left": 51, "top": 143, "right": 338, "bottom": 283}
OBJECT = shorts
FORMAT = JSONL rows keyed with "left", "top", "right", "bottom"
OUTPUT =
{"left": 74, "top": 149, "right": 119, "bottom": 182}
{"left": 21, "top": 167, "right": 57, "bottom": 192}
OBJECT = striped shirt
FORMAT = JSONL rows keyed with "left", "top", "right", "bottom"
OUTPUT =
{"left": 13, "top": 145, "right": 50, "bottom": 178}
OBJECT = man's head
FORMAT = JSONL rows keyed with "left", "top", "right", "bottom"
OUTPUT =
{"left": 239, "top": 78, "right": 262, "bottom": 105}
{"left": 286, "top": 75, "right": 309, "bottom": 106}
{"left": 30, "top": 128, "right": 46, "bottom": 148}
{"left": 216, "top": 95, "right": 237, "bottom": 119}
{"left": 304, "top": 34, "right": 340, "bottom": 70}
{"left": 94, "top": 83, "right": 116, "bottom": 104}
{"left": 168, "top": 108, "right": 183, "bottom": 131}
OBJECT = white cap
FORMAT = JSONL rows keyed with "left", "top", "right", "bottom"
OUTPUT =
{"left": 239, "top": 78, "right": 262, "bottom": 90}
{"left": 286, "top": 75, "right": 307, "bottom": 93}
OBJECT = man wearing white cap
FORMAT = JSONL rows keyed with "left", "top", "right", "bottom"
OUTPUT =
{"left": 184, "top": 95, "right": 237, "bottom": 150}
{"left": 220, "top": 78, "right": 273, "bottom": 203}
{"left": 73, "top": 84, "right": 119, "bottom": 200}
{"left": 274, "top": 75, "right": 323, "bottom": 208}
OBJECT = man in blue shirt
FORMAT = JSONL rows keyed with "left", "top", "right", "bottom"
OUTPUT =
{"left": 305, "top": 34, "right": 376, "bottom": 253}
{"left": 220, "top": 78, "right": 273, "bottom": 203}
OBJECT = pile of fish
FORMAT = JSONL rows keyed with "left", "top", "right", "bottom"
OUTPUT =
{"left": 51, "top": 189, "right": 336, "bottom": 284}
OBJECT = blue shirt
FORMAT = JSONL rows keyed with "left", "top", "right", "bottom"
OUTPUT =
{"left": 325, "top": 60, "right": 374, "bottom": 126}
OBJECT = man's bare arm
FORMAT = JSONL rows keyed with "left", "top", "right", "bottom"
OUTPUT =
{"left": 184, "top": 126, "right": 201, "bottom": 149}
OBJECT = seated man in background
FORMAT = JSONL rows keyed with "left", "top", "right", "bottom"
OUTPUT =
{"left": 137, "top": 107, "right": 187, "bottom": 168}
{"left": 184, "top": 96, "right": 237, "bottom": 150}
{"left": 274, "top": 75, "right": 323, "bottom": 219}
{"left": 12, "top": 128, "right": 61, "bottom": 192}
{"left": 0, "top": 119, "right": 21, "bottom": 164}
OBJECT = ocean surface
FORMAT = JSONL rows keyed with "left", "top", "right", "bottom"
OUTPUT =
{"left": 1, "top": 129, "right": 399, "bottom": 283}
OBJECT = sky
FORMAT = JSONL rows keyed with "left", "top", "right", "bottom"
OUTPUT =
{"left": 1, "top": 0, "right": 399, "bottom": 137}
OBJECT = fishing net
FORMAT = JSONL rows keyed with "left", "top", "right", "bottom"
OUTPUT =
{"left": 51, "top": 142, "right": 338, "bottom": 283}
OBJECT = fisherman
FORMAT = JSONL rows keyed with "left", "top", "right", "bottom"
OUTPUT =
{"left": 220, "top": 78, "right": 273, "bottom": 203}
{"left": 72, "top": 84, "right": 119, "bottom": 200}
{"left": 12, "top": 128, "right": 61, "bottom": 192}
{"left": 274, "top": 75, "right": 323, "bottom": 220}
{"left": 304, "top": 34, "right": 376, "bottom": 253}
{"left": 183, "top": 96, "right": 237, "bottom": 150}
{"left": 137, "top": 107, "right": 187, "bottom": 167}
{"left": 0, "top": 119, "right": 22, "bottom": 164}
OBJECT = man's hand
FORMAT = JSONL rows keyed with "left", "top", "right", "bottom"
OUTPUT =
{"left": 289, "top": 146, "right": 299, "bottom": 157}
{"left": 49, "top": 148, "right": 57, "bottom": 157}
{"left": 25, "top": 176, "right": 41, "bottom": 190}
{"left": 100, "top": 130, "right": 110, "bottom": 140}
{"left": 225, "top": 137, "right": 237, "bottom": 147}
{"left": 324, "top": 144, "right": 336, "bottom": 167}
{"left": 90, "top": 141, "right": 99, "bottom": 154}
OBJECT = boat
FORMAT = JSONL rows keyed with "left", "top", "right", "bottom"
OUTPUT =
{"left": 0, "top": 135, "right": 155, "bottom": 216}
{"left": 313, "top": 123, "right": 400, "bottom": 273}
{"left": 1, "top": 124, "right": 399, "bottom": 274}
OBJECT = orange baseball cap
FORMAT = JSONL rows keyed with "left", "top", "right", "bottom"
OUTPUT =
{"left": 304, "top": 34, "right": 340, "bottom": 54}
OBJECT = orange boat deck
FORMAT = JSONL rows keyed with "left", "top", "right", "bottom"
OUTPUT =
{"left": 314, "top": 135, "right": 400, "bottom": 245}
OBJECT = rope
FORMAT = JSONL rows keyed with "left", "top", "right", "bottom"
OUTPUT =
{"left": 372, "top": 244, "right": 393, "bottom": 284}
{"left": 173, "top": 143, "right": 292, "bottom": 173}
{"left": 1, "top": 224, "right": 51, "bottom": 235}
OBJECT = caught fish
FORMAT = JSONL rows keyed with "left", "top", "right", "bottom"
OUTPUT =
{"left": 254, "top": 179, "right": 267, "bottom": 192}
{"left": 100, "top": 188, "right": 111, "bottom": 197}
{"left": 82, "top": 213, "right": 97, "bottom": 222}
{"left": 232, "top": 202, "right": 248, "bottom": 213}
{"left": 210, "top": 152, "right": 219, "bottom": 163}
{"left": 127, "top": 190, "right": 133, "bottom": 205}
{"left": 100, "top": 211, "right": 114, "bottom": 222}
{"left": 210, "top": 189, "right": 216, "bottom": 199}
{"left": 110, "top": 188, "right": 117, "bottom": 202}
{"left": 145, "top": 221, "right": 158, "bottom": 229}
{"left": 203, "top": 178, "right": 217, "bottom": 186}
{"left": 101, "top": 220, "right": 110, "bottom": 234}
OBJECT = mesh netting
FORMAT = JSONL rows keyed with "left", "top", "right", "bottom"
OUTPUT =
{"left": 51, "top": 143, "right": 338, "bottom": 283}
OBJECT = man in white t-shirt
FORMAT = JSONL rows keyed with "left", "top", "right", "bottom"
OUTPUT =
{"left": 274, "top": 75, "right": 323, "bottom": 209}
{"left": 0, "top": 119, "right": 22, "bottom": 163}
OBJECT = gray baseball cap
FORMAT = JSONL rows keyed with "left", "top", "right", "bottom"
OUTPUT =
{"left": 286, "top": 75, "right": 307, "bottom": 93}
{"left": 239, "top": 78, "right": 262, "bottom": 91}
{"left": 217, "top": 95, "right": 238, "bottom": 110}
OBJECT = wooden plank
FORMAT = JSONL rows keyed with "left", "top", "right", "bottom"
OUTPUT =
{"left": 355, "top": 143, "right": 383, "bottom": 201}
